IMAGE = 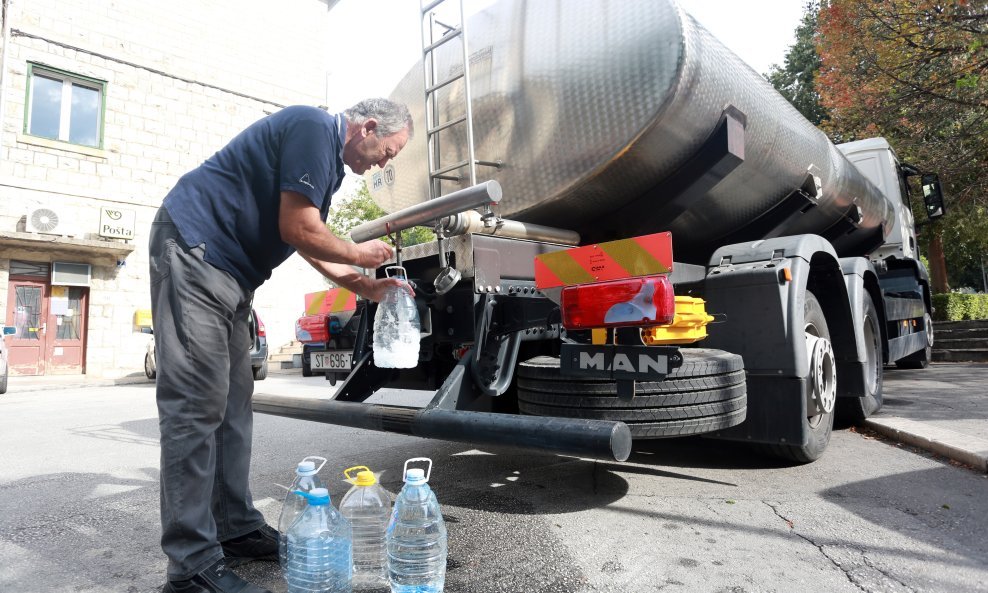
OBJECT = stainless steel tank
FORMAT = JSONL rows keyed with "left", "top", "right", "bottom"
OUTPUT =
{"left": 368, "top": 0, "right": 894, "bottom": 262}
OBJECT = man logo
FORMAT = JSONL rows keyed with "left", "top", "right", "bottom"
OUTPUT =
{"left": 299, "top": 173, "right": 315, "bottom": 189}
{"left": 579, "top": 351, "right": 668, "bottom": 374}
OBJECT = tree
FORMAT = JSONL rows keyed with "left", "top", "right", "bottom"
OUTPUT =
{"left": 767, "top": 1, "right": 829, "bottom": 125}
{"left": 327, "top": 181, "right": 434, "bottom": 249}
{"left": 816, "top": 0, "right": 988, "bottom": 292}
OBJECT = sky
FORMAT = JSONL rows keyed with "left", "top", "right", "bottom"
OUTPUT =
{"left": 322, "top": 0, "right": 807, "bottom": 111}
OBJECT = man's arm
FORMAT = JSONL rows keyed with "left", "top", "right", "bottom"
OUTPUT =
{"left": 279, "top": 191, "right": 392, "bottom": 268}
{"left": 281, "top": 191, "right": 406, "bottom": 302}
{"left": 298, "top": 253, "right": 405, "bottom": 303}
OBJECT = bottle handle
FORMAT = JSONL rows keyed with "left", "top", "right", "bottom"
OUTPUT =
{"left": 385, "top": 266, "right": 408, "bottom": 282}
{"left": 303, "top": 456, "right": 328, "bottom": 474}
{"left": 343, "top": 465, "right": 371, "bottom": 483}
{"left": 404, "top": 457, "right": 432, "bottom": 482}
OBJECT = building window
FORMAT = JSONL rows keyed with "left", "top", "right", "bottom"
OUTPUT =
{"left": 25, "top": 64, "right": 105, "bottom": 148}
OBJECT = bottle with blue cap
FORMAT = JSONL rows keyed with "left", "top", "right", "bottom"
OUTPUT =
{"left": 285, "top": 487, "right": 353, "bottom": 593}
{"left": 278, "top": 456, "right": 327, "bottom": 569}
{"left": 386, "top": 458, "right": 447, "bottom": 593}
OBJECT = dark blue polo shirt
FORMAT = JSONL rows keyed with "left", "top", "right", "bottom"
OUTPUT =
{"left": 163, "top": 105, "right": 346, "bottom": 290}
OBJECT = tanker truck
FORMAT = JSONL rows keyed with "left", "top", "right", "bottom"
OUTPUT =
{"left": 256, "top": 0, "right": 946, "bottom": 463}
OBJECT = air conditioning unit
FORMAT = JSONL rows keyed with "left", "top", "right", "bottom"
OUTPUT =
{"left": 25, "top": 207, "right": 77, "bottom": 237}
{"left": 26, "top": 207, "right": 63, "bottom": 235}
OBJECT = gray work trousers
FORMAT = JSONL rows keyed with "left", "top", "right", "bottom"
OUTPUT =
{"left": 149, "top": 208, "right": 265, "bottom": 580}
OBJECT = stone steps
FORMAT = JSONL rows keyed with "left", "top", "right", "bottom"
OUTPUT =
{"left": 269, "top": 340, "right": 303, "bottom": 364}
{"left": 933, "top": 320, "right": 988, "bottom": 363}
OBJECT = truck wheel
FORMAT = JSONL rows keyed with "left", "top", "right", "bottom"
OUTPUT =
{"left": 837, "top": 292, "right": 883, "bottom": 425}
{"left": 302, "top": 357, "right": 313, "bottom": 377}
{"left": 252, "top": 359, "right": 268, "bottom": 381}
{"left": 766, "top": 291, "right": 835, "bottom": 463}
{"left": 517, "top": 349, "right": 746, "bottom": 438}
{"left": 895, "top": 312, "right": 933, "bottom": 369}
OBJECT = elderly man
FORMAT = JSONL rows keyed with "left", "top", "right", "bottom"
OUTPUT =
{"left": 149, "top": 98, "right": 412, "bottom": 593}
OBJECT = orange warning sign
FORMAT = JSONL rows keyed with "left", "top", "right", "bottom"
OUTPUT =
{"left": 534, "top": 232, "right": 673, "bottom": 289}
{"left": 304, "top": 288, "right": 357, "bottom": 315}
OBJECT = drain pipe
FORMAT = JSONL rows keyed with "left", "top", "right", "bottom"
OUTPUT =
{"left": 0, "top": 0, "right": 14, "bottom": 155}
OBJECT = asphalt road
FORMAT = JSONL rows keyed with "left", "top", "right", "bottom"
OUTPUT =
{"left": 1, "top": 372, "right": 986, "bottom": 593}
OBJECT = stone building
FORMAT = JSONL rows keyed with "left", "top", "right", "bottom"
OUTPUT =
{"left": 0, "top": 0, "right": 341, "bottom": 378}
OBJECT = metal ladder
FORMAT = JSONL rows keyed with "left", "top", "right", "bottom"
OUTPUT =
{"left": 419, "top": 0, "right": 499, "bottom": 203}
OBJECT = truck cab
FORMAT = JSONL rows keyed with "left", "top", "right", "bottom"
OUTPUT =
{"left": 838, "top": 138, "right": 945, "bottom": 262}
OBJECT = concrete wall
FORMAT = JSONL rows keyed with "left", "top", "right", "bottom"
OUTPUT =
{"left": 0, "top": 0, "right": 340, "bottom": 377}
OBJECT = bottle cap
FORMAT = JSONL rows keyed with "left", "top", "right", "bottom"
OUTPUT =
{"left": 300, "top": 487, "right": 330, "bottom": 505}
{"left": 403, "top": 457, "right": 432, "bottom": 484}
{"left": 344, "top": 465, "right": 377, "bottom": 486}
{"left": 404, "top": 468, "right": 426, "bottom": 484}
{"left": 296, "top": 456, "right": 326, "bottom": 477}
{"left": 355, "top": 470, "right": 377, "bottom": 486}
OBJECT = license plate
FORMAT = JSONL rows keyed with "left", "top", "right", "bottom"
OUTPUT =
{"left": 311, "top": 350, "right": 352, "bottom": 371}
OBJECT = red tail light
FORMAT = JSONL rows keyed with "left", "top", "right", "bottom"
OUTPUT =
{"left": 254, "top": 312, "right": 266, "bottom": 337}
{"left": 561, "top": 275, "right": 675, "bottom": 330}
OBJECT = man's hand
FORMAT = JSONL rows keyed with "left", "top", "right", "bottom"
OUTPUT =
{"left": 362, "top": 276, "right": 416, "bottom": 303}
{"left": 352, "top": 240, "right": 394, "bottom": 269}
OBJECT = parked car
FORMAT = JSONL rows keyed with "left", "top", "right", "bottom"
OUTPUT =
{"left": 248, "top": 309, "right": 269, "bottom": 380}
{"left": 144, "top": 309, "right": 269, "bottom": 381}
{"left": 1, "top": 325, "right": 15, "bottom": 394}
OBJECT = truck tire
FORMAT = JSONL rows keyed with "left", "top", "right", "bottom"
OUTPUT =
{"left": 836, "top": 292, "right": 883, "bottom": 425}
{"left": 895, "top": 312, "right": 933, "bottom": 369}
{"left": 764, "top": 291, "right": 834, "bottom": 463}
{"left": 302, "top": 356, "right": 313, "bottom": 377}
{"left": 517, "top": 349, "right": 746, "bottom": 438}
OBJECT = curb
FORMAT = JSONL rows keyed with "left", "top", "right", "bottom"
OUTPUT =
{"left": 9, "top": 367, "right": 302, "bottom": 394}
{"left": 9, "top": 375, "right": 151, "bottom": 393}
{"left": 864, "top": 416, "right": 988, "bottom": 473}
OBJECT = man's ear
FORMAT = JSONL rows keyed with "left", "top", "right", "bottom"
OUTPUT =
{"left": 362, "top": 118, "right": 379, "bottom": 137}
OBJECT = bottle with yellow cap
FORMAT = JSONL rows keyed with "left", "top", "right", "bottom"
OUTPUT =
{"left": 339, "top": 465, "right": 392, "bottom": 589}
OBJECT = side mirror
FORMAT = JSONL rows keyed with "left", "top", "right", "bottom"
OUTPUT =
{"left": 2, "top": 326, "right": 15, "bottom": 336}
{"left": 921, "top": 173, "right": 946, "bottom": 220}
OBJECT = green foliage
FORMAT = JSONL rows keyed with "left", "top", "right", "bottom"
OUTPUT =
{"left": 932, "top": 293, "right": 988, "bottom": 321}
{"left": 327, "top": 181, "right": 433, "bottom": 247}
{"left": 817, "top": 1, "right": 988, "bottom": 291}
{"left": 767, "top": 1, "right": 828, "bottom": 125}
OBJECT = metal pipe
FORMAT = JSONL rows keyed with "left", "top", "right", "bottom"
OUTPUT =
{"left": 252, "top": 393, "right": 632, "bottom": 462}
{"left": 351, "top": 180, "right": 502, "bottom": 243}
{"left": 0, "top": 0, "right": 15, "bottom": 156}
{"left": 441, "top": 210, "right": 581, "bottom": 245}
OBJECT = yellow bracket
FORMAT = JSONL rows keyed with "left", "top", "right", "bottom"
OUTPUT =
{"left": 642, "top": 296, "right": 714, "bottom": 345}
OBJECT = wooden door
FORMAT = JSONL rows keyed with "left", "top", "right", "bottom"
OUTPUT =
{"left": 4, "top": 281, "right": 88, "bottom": 376}
{"left": 6, "top": 280, "right": 47, "bottom": 375}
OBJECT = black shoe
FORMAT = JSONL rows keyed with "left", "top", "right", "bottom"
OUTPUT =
{"left": 220, "top": 524, "right": 279, "bottom": 567}
{"left": 162, "top": 558, "right": 272, "bottom": 593}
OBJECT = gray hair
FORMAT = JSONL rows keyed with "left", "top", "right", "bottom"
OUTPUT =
{"left": 344, "top": 98, "right": 414, "bottom": 138}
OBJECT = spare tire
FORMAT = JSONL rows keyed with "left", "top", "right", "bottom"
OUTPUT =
{"left": 518, "top": 348, "right": 746, "bottom": 438}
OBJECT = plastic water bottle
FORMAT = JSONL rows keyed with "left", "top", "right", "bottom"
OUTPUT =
{"left": 339, "top": 466, "right": 392, "bottom": 589}
{"left": 285, "top": 488, "right": 353, "bottom": 593}
{"left": 386, "top": 458, "right": 447, "bottom": 593}
{"left": 373, "top": 266, "right": 420, "bottom": 369}
{"left": 278, "top": 456, "right": 327, "bottom": 570}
